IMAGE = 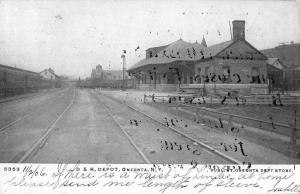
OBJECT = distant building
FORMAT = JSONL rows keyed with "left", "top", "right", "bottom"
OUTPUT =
{"left": 267, "top": 58, "right": 285, "bottom": 70}
{"left": 91, "top": 65, "right": 130, "bottom": 80}
{"left": 285, "top": 65, "right": 300, "bottom": 90}
{"left": 103, "top": 70, "right": 130, "bottom": 80}
{"left": 87, "top": 65, "right": 133, "bottom": 88}
{"left": 261, "top": 42, "right": 300, "bottom": 90}
{"left": 40, "top": 68, "right": 59, "bottom": 80}
{"left": 266, "top": 58, "right": 286, "bottom": 91}
{"left": 91, "top": 65, "right": 104, "bottom": 80}
{"left": 261, "top": 42, "right": 300, "bottom": 67}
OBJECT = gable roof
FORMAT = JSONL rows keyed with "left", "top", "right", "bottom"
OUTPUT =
{"left": 129, "top": 39, "right": 190, "bottom": 70}
{"left": 40, "top": 68, "right": 60, "bottom": 79}
{"left": 215, "top": 39, "right": 267, "bottom": 60}
{"left": 204, "top": 40, "right": 234, "bottom": 57}
{"left": 128, "top": 38, "right": 266, "bottom": 72}
{"left": 129, "top": 39, "right": 235, "bottom": 71}
{"left": 267, "top": 57, "right": 278, "bottom": 65}
{"left": 146, "top": 44, "right": 169, "bottom": 55}
{"left": 40, "top": 68, "right": 55, "bottom": 74}
{"left": 267, "top": 57, "right": 286, "bottom": 69}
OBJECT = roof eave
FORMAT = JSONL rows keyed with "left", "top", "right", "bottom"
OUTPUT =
{"left": 128, "top": 57, "right": 217, "bottom": 72}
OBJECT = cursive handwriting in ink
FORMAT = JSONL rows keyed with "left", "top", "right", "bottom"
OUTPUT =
{"left": 220, "top": 139, "right": 247, "bottom": 157}
{"left": 160, "top": 140, "right": 201, "bottom": 155}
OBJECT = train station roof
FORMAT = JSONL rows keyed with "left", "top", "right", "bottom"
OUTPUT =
{"left": 128, "top": 38, "right": 234, "bottom": 71}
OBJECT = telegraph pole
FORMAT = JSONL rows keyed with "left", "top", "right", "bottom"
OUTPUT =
{"left": 121, "top": 54, "right": 126, "bottom": 91}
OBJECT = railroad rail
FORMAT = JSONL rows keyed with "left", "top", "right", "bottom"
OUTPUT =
{"left": 16, "top": 88, "right": 76, "bottom": 163}
{"left": 0, "top": 88, "right": 69, "bottom": 132}
{"left": 143, "top": 94, "right": 299, "bottom": 158}
{"left": 94, "top": 94, "right": 151, "bottom": 164}
{"left": 144, "top": 93, "right": 300, "bottom": 105}
{"left": 0, "top": 88, "right": 60, "bottom": 104}
{"left": 97, "top": 91, "right": 241, "bottom": 164}
{"left": 144, "top": 94, "right": 300, "bottom": 137}
{"left": 0, "top": 92, "right": 38, "bottom": 104}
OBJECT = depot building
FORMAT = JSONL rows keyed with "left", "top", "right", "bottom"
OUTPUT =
{"left": 128, "top": 20, "right": 270, "bottom": 95}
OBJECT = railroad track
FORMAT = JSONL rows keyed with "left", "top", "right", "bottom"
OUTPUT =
{"left": 96, "top": 90, "right": 241, "bottom": 164}
{"left": 0, "top": 93, "right": 38, "bottom": 104}
{"left": 16, "top": 88, "right": 76, "bottom": 163}
{"left": 0, "top": 88, "right": 69, "bottom": 132}
{"left": 146, "top": 95, "right": 299, "bottom": 138}
{"left": 0, "top": 89, "right": 63, "bottom": 104}
{"left": 94, "top": 93, "right": 151, "bottom": 164}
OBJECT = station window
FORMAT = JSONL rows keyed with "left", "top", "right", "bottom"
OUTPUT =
{"left": 205, "top": 67, "right": 209, "bottom": 75}
{"left": 251, "top": 67, "right": 259, "bottom": 76}
{"left": 251, "top": 67, "right": 261, "bottom": 83}
{"left": 222, "top": 66, "right": 231, "bottom": 83}
{"left": 190, "top": 76, "right": 193, "bottom": 83}
{"left": 197, "top": 68, "right": 201, "bottom": 74}
{"left": 149, "top": 51, "right": 153, "bottom": 58}
{"left": 222, "top": 66, "right": 230, "bottom": 77}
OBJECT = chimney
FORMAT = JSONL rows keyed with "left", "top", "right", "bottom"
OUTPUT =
{"left": 232, "top": 20, "right": 245, "bottom": 40}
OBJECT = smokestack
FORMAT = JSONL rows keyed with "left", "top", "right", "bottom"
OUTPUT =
{"left": 232, "top": 20, "right": 245, "bottom": 40}
{"left": 229, "top": 21, "right": 233, "bottom": 40}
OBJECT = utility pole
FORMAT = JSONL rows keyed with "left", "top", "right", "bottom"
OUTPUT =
{"left": 213, "top": 64, "right": 216, "bottom": 94}
{"left": 295, "top": 109, "right": 297, "bottom": 129}
{"left": 121, "top": 54, "right": 126, "bottom": 91}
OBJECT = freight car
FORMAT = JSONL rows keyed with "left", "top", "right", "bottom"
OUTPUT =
{"left": 0, "top": 64, "right": 61, "bottom": 97}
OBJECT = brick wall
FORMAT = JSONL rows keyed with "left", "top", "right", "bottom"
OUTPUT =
{"left": 194, "top": 58, "right": 267, "bottom": 84}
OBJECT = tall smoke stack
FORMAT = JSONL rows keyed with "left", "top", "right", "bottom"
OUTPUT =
{"left": 232, "top": 20, "right": 245, "bottom": 40}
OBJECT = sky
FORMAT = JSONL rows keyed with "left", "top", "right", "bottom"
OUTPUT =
{"left": 0, "top": 0, "right": 299, "bottom": 79}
